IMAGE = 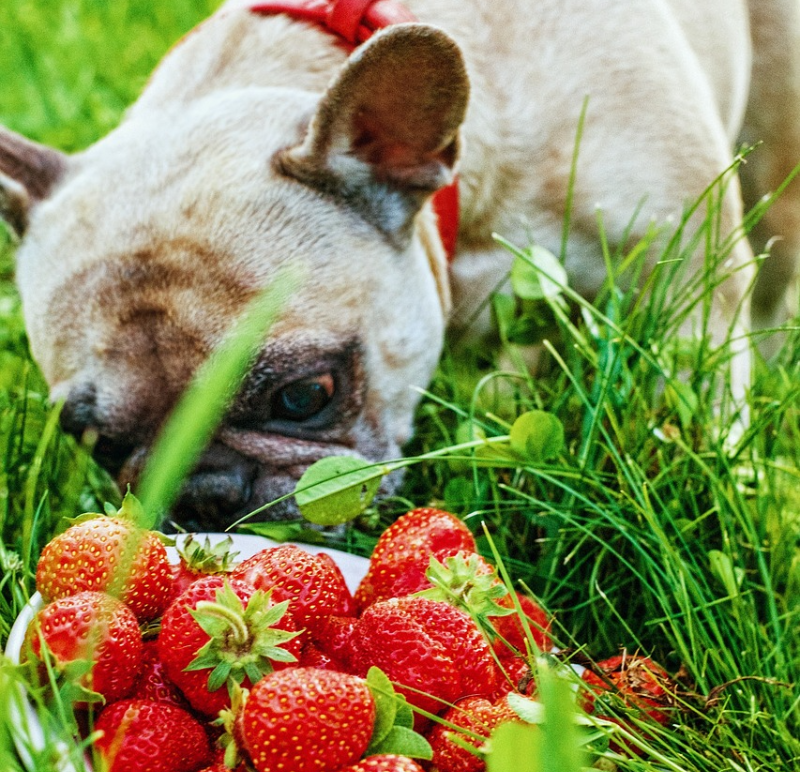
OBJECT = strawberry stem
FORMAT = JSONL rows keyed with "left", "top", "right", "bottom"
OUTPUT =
{"left": 194, "top": 600, "right": 250, "bottom": 646}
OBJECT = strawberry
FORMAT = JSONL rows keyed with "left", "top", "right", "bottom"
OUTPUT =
{"left": 348, "top": 596, "right": 499, "bottom": 720}
{"left": 158, "top": 575, "right": 302, "bottom": 716}
{"left": 355, "top": 508, "right": 477, "bottom": 610}
{"left": 26, "top": 590, "right": 142, "bottom": 704}
{"left": 170, "top": 534, "right": 240, "bottom": 600}
{"left": 490, "top": 592, "right": 552, "bottom": 657}
{"left": 240, "top": 667, "right": 375, "bottom": 772}
{"left": 299, "top": 641, "right": 340, "bottom": 671}
{"left": 581, "top": 653, "right": 676, "bottom": 734}
{"left": 130, "top": 640, "right": 188, "bottom": 709}
{"left": 36, "top": 496, "right": 172, "bottom": 622}
{"left": 340, "top": 755, "right": 426, "bottom": 771}
{"left": 231, "top": 544, "right": 355, "bottom": 635}
{"left": 426, "top": 695, "right": 520, "bottom": 772}
{"left": 196, "top": 745, "right": 248, "bottom": 772}
{"left": 94, "top": 699, "right": 211, "bottom": 772}
{"left": 310, "top": 613, "right": 358, "bottom": 667}
{"left": 496, "top": 655, "right": 535, "bottom": 697}
{"left": 197, "top": 762, "right": 247, "bottom": 772}
{"left": 415, "top": 553, "right": 552, "bottom": 666}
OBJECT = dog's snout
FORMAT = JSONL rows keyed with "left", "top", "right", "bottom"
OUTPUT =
{"left": 59, "top": 384, "right": 99, "bottom": 439}
{"left": 59, "top": 384, "right": 137, "bottom": 474}
{"left": 172, "top": 444, "right": 257, "bottom": 530}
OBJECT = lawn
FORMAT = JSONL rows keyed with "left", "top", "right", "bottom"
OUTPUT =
{"left": 1, "top": 2, "right": 799, "bottom": 771}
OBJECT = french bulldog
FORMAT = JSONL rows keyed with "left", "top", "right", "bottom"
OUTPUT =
{"left": 1, "top": 0, "right": 799, "bottom": 529}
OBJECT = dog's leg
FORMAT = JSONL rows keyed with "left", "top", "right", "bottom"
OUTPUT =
{"left": 740, "top": 0, "right": 800, "bottom": 355}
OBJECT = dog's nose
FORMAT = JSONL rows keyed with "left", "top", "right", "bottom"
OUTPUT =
{"left": 59, "top": 384, "right": 137, "bottom": 474}
{"left": 59, "top": 384, "right": 99, "bottom": 438}
{"left": 172, "top": 443, "right": 257, "bottom": 531}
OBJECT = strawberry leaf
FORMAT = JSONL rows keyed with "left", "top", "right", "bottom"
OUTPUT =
{"left": 506, "top": 692, "right": 545, "bottom": 723}
{"left": 366, "top": 667, "right": 432, "bottom": 759}
{"left": 368, "top": 726, "right": 433, "bottom": 760}
{"left": 366, "top": 667, "right": 397, "bottom": 749}
{"left": 394, "top": 697, "right": 414, "bottom": 729}
{"left": 208, "top": 661, "right": 233, "bottom": 692}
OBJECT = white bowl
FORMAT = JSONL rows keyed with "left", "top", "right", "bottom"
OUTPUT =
{"left": 4, "top": 534, "right": 370, "bottom": 772}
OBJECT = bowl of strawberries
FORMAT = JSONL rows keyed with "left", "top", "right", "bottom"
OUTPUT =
{"left": 6, "top": 495, "right": 563, "bottom": 772}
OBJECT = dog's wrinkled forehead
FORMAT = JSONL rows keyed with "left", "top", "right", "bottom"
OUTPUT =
{"left": 16, "top": 90, "right": 394, "bottom": 375}
{"left": 27, "top": 89, "right": 357, "bottom": 270}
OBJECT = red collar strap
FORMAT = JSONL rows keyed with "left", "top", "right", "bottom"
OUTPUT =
{"left": 250, "top": 0, "right": 460, "bottom": 262}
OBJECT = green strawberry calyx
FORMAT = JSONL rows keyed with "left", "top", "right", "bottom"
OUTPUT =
{"left": 416, "top": 553, "right": 514, "bottom": 632}
{"left": 215, "top": 681, "right": 249, "bottom": 769}
{"left": 187, "top": 580, "right": 301, "bottom": 691}
{"left": 70, "top": 489, "right": 168, "bottom": 539}
{"left": 177, "top": 534, "right": 240, "bottom": 575}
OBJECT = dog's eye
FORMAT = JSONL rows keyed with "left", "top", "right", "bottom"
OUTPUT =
{"left": 271, "top": 373, "right": 335, "bottom": 421}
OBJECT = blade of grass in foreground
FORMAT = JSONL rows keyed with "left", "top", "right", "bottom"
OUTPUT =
{"left": 136, "top": 266, "right": 302, "bottom": 525}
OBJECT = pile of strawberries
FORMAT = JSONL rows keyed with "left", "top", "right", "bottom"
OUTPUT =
{"left": 24, "top": 494, "right": 680, "bottom": 772}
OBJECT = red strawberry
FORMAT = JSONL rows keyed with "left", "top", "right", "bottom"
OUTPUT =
{"left": 496, "top": 655, "right": 535, "bottom": 697}
{"left": 231, "top": 544, "right": 355, "bottom": 635}
{"left": 491, "top": 592, "right": 552, "bottom": 657}
{"left": 581, "top": 654, "right": 676, "bottom": 726}
{"left": 197, "top": 762, "right": 247, "bottom": 772}
{"left": 240, "top": 667, "right": 375, "bottom": 772}
{"left": 158, "top": 575, "right": 302, "bottom": 716}
{"left": 341, "top": 756, "right": 426, "bottom": 771}
{"left": 299, "top": 642, "right": 340, "bottom": 671}
{"left": 170, "top": 534, "right": 240, "bottom": 600}
{"left": 36, "top": 511, "right": 171, "bottom": 622}
{"left": 94, "top": 699, "right": 210, "bottom": 772}
{"left": 310, "top": 614, "right": 358, "bottom": 667}
{"left": 26, "top": 590, "right": 142, "bottom": 704}
{"left": 348, "top": 596, "right": 499, "bottom": 720}
{"left": 426, "top": 695, "right": 520, "bottom": 772}
{"left": 196, "top": 746, "right": 248, "bottom": 772}
{"left": 355, "top": 508, "right": 476, "bottom": 610}
{"left": 315, "top": 551, "right": 357, "bottom": 616}
{"left": 130, "top": 640, "right": 188, "bottom": 709}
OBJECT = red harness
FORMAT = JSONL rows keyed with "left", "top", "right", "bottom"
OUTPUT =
{"left": 250, "top": 0, "right": 460, "bottom": 262}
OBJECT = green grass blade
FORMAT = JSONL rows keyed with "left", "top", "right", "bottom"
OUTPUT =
{"left": 136, "top": 266, "right": 302, "bottom": 524}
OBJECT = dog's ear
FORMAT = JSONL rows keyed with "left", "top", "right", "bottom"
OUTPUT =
{"left": 279, "top": 23, "right": 469, "bottom": 243}
{"left": 0, "top": 127, "right": 68, "bottom": 237}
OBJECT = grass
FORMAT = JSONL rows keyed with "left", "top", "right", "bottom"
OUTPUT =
{"left": 1, "top": 1, "right": 799, "bottom": 770}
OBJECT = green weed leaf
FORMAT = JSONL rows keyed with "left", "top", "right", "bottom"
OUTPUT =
{"left": 708, "top": 550, "right": 744, "bottom": 596}
{"left": 294, "top": 456, "right": 387, "bottom": 526}
{"left": 510, "top": 245, "right": 567, "bottom": 301}
{"left": 509, "top": 411, "right": 564, "bottom": 463}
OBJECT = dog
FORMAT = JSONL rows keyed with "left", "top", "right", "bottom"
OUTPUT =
{"left": 1, "top": 0, "right": 799, "bottom": 529}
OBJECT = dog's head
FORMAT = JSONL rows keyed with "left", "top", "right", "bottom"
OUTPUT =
{"left": 0, "top": 24, "right": 469, "bottom": 529}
